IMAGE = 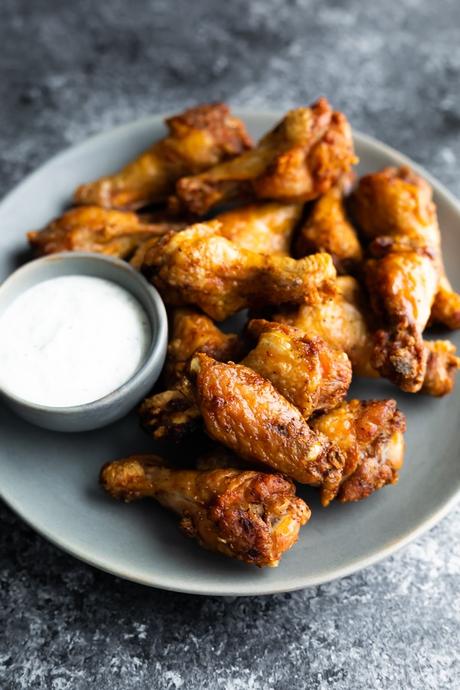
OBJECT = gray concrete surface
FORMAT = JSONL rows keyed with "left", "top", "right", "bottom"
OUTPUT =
{"left": 1, "top": 1, "right": 459, "bottom": 688}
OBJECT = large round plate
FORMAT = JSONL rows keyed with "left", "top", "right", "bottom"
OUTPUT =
{"left": 1, "top": 112, "right": 460, "bottom": 596}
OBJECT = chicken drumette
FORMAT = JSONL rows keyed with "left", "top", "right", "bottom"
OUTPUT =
{"left": 100, "top": 455, "right": 310, "bottom": 567}
{"left": 174, "top": 98, "right": 356, "bottom": 215}
{"left": 74, "top": 103, "right": 252, "bottom": 210}
{"left": 188, "top": 353, "right": 345, "bottom": 506}
{"left": 141, "top": 221, "right": 336, "bottom": 321}
{"left": 275, "top": 276, "right": 460, "bottom": 396}
{"left": 27, "top": 206, "right": 185, "bottom": 260}
{"left": 351, "top": 166, "right": 460, "bottom": 392}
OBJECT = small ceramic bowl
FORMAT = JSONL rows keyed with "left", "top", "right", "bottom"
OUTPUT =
{"left": 0, "top": 252, "right": 168, "bottom": 432}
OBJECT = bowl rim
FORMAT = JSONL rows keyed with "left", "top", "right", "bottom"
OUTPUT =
{"left": 0, "top": 251, "right": 168, "bottom": 415}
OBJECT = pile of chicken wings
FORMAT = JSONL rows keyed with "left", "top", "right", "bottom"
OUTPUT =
{"left": 29, "top": 99, "right": 460, "bottom": 568}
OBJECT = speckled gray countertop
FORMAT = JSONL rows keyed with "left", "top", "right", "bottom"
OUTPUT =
{"left": 1, "top": 1, "right": 460, "bottom": 688}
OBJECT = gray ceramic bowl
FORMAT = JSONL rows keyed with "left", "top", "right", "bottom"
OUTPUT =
{"left": 0, "top": 252, "right": 167, "bottom": 432}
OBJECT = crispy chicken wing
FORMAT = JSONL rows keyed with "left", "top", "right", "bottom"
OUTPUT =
{"left": 216, "top": 201, "right": 303, "bottom": 255}
{"left": 140, "top": 316, "right": 352, "bottom": 442}
{"left": 295, "top": 183, "right": 363, "bottom": 273}
{"left": 311, "top": 400, "right": 405, "bottom": 502}
{"left": 74, "top": 103, "right": 252, "bottom": 210}
{"left": 140, "top": 308, "right": 244, "bottom": 441}
{"left": 141, "top": 221, "right": 336, "bottom": 320}
{"left": 189, "top": 353, "right": 345, "bottom": 506}
{"left": 351, "top": 166, "right": 460, "bottom": 391}
{"left": 275, "top": 276, "right": 376, "bottom": 377}
{"left": 27, "top": 205, "right": 185, "bottom": 259}
{"left": 244, "top": 319, "right": 351, "bottom": 417}
{"left": 275, "top": 276, "right": 460, "bottom": 396}
{"left": 100, "top": 455, "right": 310, "bottom": 567}
{"left": 174, "top": 98, "right": 356, "bottom": 215}
{"left": 165, "top": 308, "right": 244, "bottom": 386}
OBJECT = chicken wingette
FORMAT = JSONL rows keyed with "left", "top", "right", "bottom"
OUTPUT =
{"left": 275, "top": 276, "right": 460, "bottom": 396}
{"left": 141, "top": 221, "right": 336, "bottom": 321}
{"left": 188, "top": 353, "right": 345, "bottom": 506}
{"left": 27, "top": 205, "right": 185, "bottom": 259}
{"left": 74, "top": 103, "right": 252, "bottom": 210}
{"left": 100, "top": 455, "right": 310, "bottom": 567}
{"left": 351, "top": 166, "right": 460, "bottom": 391}
{"left": 311, "top": 400, "right": 406, "bottom": 502}
{"left": 174, "top": 98, "right": 356, "bottom": 214}
{"left": 295, "top": 183, "right": 362, "bottom": 273}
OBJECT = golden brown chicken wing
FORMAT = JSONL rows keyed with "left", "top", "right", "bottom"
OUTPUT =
{"left": 140, "top": 316, "right": 352, "bottom": 442}
{"left": 100, "top": 454, "right": 310, "bottom": 567}
{"left": 27, "top": 205, "right": 185, "bottom": 259}
{"left": 311, "top": 400, "right": 405, "bottom": 502}
{"left": 174, "top": 98, "right": 356, "bottom": 215}
{"left": 140, "top": 308, "right": 244, "bottom": 441}
{"left": 216, "top": 201, "right": 303, "bottom": 255}
{"left": 351, "top": 166, "right": 460, "bottom": 391}
{"left": 275, "top": 276, "right": 460, "bottom": 396}
{"left": 295, "top": 184, "right": 362, "bottom": 273}
{"left": 243, "top": 319, "right": 352, "bottom": 417}
{"left": 164, "top": 308, "right": 244, "bottom": 386}
{"left": 189, "top": 353, "right": 345, "bottom": 506}
{"left": 74, "top": 103, "right": 252, "bottom": 210}
{"left": 142, "top": 221, "right": 336, "bottom": 321}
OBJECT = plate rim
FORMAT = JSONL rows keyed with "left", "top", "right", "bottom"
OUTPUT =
{"left": 1, "top": 110, "right": 460, "bottom": 596}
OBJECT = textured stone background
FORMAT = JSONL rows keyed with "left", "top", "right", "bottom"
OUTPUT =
{"left": 1, "top": 1, "right": 460, "bottom": 688}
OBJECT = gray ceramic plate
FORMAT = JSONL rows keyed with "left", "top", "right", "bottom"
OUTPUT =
{"left": 1, "top": 112, "right": 460, "bottom": 596}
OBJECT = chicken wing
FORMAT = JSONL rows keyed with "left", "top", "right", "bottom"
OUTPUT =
{"left": 311, "top": 400, "right": 405, "bottom": 502}
{"left": 74, "top": 103, "right": 252, "bottom": 210}
{"left": 275, "top": 276, "right": 460, "bottom": 396}
{"left": 139, "top": 308, "right": 244, "bottom": 441}
{"left": 189, "top": 353, "right": 345, "bottom": 506}
{"left": 215, "top": 201, "right": 303, "bottom": 255}
{"left": 140, "top": 316, "right": 352, "bottom": 441}
{"left": 165, "top": 308, "right": 244, "bottom": 386}
{"left": 174, "top": 98, "right": 356, "bottom": 215}
{"left": 351, "top": 166, "right": 460, "bottom": 391}
{"left": 141, "top": 221, "right": 336, "bottom": 321}
{"left": 100, "top": 455, "right": 310, "bottom": 567}
{"left": 295, "top": 183, "right": 363, "bottom": 273}
{"left": 27, "top": 205, "right": 185, "bottom": 259}
{"left": 243, "top": 319, "right": 351, "bottom": 417}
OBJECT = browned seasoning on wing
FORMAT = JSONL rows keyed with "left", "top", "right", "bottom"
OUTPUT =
{"left": 174, "top": 98, "right": 356, "bottom": 214}
{"left": 74, "top": 103, "right": 252, "bottom": 210}
{"left": 100, "top": 454, "right": 310, "bottom": 567}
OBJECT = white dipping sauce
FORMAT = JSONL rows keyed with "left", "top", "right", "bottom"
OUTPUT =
{"left": 0, "top": 275, "right": 151, "bottom": 407}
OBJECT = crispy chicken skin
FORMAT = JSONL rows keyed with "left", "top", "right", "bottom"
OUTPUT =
{"left": 351, "top": 166, "right": 460, "bottom": 391}
{"left": 311, "top": 400, "right": 405, "bottom": 502}
{"left": 140, "top": 308, "right": 244, "bottom": 440}
{"left": 275, "top": 276, "right": 376, "bottom": 378}
{"left": 100, "top": 455, "right": 310, "bottom": 567}
{"left": 174, "top": 98, "right": 356, "bottom": 215}
{"left": 140, "top": 316, "right": 351, "bottom": 441}
{"left": 189, "top": 353, "right": 345, "bottom": 506}
{"left": 295, "top": 184, "right": 363, "bottom": 273}
{"left": 243, "top": 319, "right": 352, "bottom": 417}
{"left": 74, "top": 103, "right": 252, "bottom": 210}
{"left": 141, "top": 221, "right": 336, "bottom": 321}
{"left": 27, "top": 205, "right": 185, "bottom": 259}
{"left": 215, "top": 202, "right": 303, "bottom": 255}
{"left": 275, "top": 276, "right": 460, "bottom": 396}
{"left": 165, "top": 308, "right": 244, "bottom": 386}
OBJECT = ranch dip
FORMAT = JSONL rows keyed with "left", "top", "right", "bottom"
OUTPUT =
{"left": 0, "top": 275, "right": 151, "bottom": 407}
